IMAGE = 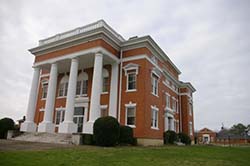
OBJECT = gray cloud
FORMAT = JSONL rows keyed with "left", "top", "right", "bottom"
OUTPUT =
{"left": 0, "top": 0, "right": 249, "bottom": 130}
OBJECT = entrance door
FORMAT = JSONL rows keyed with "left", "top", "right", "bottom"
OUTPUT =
{"left": 73, "top": 107, "right": 85, "bottom": 133}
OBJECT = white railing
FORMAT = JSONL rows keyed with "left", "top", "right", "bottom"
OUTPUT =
{"left": 39, "top": 20, "right": 125, "bottom": 46}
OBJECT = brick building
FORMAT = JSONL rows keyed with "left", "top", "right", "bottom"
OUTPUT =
{"left": 197, "top": 128, "right": 216, "bottom": 144}
{"left": 21, "top": 20, "right": 195, "bottom": 145}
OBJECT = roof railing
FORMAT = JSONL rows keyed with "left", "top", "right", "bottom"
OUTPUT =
{"left": 39, "top": 20, "right": 125, "bottom": 46}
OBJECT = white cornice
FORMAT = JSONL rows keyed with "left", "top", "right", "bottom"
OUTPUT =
{"left": 33, "top": 47, "right": 119, "bottom": 67}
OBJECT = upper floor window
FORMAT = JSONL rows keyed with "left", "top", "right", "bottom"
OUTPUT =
{"left": 41, "top": 80, "right": 48, "bottom": 99}
{"left": 76, "top": 71, "right": 88, "bottom": 96}
{"left": 58, "top": 75, "right": 69, "bottom": 97}
{"left": 189, "top": 102, "right": 193, "bottom": 116}
{"left": 125, "top": 102, "right": 136, "bottom": 127}
{"left": 127, "top": 72, "right": 136, "bottom": 90}
{"left": 151, "top": 73, "right": 159, "bottom": 96}
{"left": 166, "top": 93, "right": 170, "bottom": 108}
{"left": 151, "top": 56, "right": 158, "bottom": 65}
{"left": 123, "top": 63, "right": 139, "bottom": 92}
{"left": 151, "top": 106, "right": 159, "bottom": 129}
{"left": 102, "top": 68, "right": 109, "bottom": 93}
{"left": 172, "top": 97, "right": 177, "bottom": 112}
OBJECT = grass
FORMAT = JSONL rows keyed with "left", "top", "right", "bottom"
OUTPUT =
{"left": 0, "top": 145, "right": 250, "bottom": 166}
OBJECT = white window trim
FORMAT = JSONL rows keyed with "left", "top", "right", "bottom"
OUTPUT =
{"left": 125, "top": 102, "right": 136, "bottom": 128}
{"left": 151, "top": 74, "right": 159, "bottom": 97}
{"left": 151, "top": 105, "right": 159, "bottom": 130}
{"left": 189, "top": 122, "right": 193, "bottom": 136}
{"left": 55, "top": 107, "right": 66, "bottom": 126}
{"left": 165, "top": 92, "right": 171, "bottom": 109}
{"left": 126, "top": 72, "right": 137, "bottom": 92}
{"left": 124, "top": 63, "right": 139, "bottom": 92}
{"left": 41, "top": 80, "right": 48, "bottom": 100}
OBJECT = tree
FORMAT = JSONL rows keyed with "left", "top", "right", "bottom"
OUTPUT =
{"left": 229, "top": 123, "right": 247, "bottom": 135}
{"left": 0, "top": 118, "right": 15, "bottom": 139}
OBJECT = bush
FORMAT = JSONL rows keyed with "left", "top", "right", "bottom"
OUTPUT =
{"left": 119, "top": 125, "right": 134, "bottom": 145}
{"left": 164, "top": 130, "right": 177, "bottom": 144}
{"left": 178, "top": 132, "right": 191, "bottom": 145}
{"left": 93, "top": 116, "right": 120, "bottom": 146}
{"left": 82, "top": 134, "right": 94, "bottom": 145}
{"left": 0, "top": 118, "right": 15, "bottom": 139}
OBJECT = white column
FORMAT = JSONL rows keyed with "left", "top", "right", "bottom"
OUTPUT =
{"left": 171, "top": 118, "right": 175, "bottom": 131}
{"left": 20, "top": 67, "right": 40, "bottom": 132}
{"left": 109, "top": 62, "right": 119, "bottom": 118}
{"left": 58, "top": 58, "right": 78, "bottom": 133}
{"left": 38, "top": 63, "right": 58, "bottom": 133}
{"left": 83, "top": 52, "right": 103, "bottom": 134}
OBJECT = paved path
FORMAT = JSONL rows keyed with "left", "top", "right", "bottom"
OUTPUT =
{"left": 0, "top": 139, "right": 74, "bottom": 151}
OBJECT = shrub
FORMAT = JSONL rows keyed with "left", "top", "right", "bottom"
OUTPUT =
{"left": 0, "top": 118, "right": 15, "bottom": 139}
{"left": 93, "top": 116, "right": 120, "bottom": 146}
{"left": 119, "top": 125, "right": 134, "bottom": 145}
{"left": 178, "top": 132, "right": 191, "bottom": 145}
{"left": 164, "top": 130, "right": 177, "bottom": 144}
{"left": 82, "top": 134, "right": 94, "bottom": 145}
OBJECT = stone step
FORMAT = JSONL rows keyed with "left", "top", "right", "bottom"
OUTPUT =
{"left": 11, "top": 132, "right": 73, "bottom": 145}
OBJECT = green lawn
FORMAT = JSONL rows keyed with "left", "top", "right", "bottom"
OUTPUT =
{"left": 0, "top": 145, "right": 250, "bottom": 166}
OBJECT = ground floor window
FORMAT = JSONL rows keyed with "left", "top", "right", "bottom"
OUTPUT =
{"left": 73, "top": 107, "right": 85, "bottom": 133}
{"left": 101, "top": 107, "right": 108, "bottom": 117}
{"left": 125, "top": 102, "right": 136, "bottom": 127}
{"left": 55, "top": 109, "right": 65, "bottom": 125}
{"left": 151, "top": 106, "right": 159, "bottom": 129}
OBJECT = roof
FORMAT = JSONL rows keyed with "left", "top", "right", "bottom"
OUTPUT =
{"left": 216, "top": 129, "right": 250, "bottom": 140}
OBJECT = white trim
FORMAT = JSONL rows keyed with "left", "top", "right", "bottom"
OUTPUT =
{"left": 125, "top": 101, "right": 137, "bottom": 108}
{"left": 33, "top": 47, "right": 119, "bottom": 67}
{"left": 125, "top": 102, "right": 136, "bottom": 128}
{"left": 179, "top": 93, "right": 192, "bottom": 99}
{"left": 100, "top": 105, "right": 108, "bottom": 109}
{"left": 40, "top": 73, "right": 50, "bottom": 78}
{"left": 39, "top": 108, "right": 45, "bottom": 112}
{"left": 151, "top": 105, "right": 159, "bottom": 130}
{"left": 151, "top": 105, "right": 159, "bottom": 111}
{"left": 162, "top": 81, "right": 178, "bottom": 94}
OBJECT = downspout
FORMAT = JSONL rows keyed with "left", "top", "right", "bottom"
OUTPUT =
{"left": 118, "top": 49, "right": 123, "bottom": 122}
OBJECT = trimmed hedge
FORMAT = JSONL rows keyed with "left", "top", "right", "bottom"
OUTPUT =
{"left": 0, "top": 118, "right": 15, "bottom": 139}
{"left": 119, "top": 125, "right": 134, "bottom": 145}
{"left": 164, "top": 130, "right": 177, "bottom": 144}
{"left": 178, "top": 132, "right": 191, "bottom": 145}
{"left": 82, "top": 134, "right": 94, "bottom": 145}
{"left": 93, "top": 116, "right": 120, "bottom": 146}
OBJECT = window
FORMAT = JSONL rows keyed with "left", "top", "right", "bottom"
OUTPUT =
{"left": 151, "top": 106, "right": 159, "bottom": 129}
{"left": 127, "top": 72, "right": 136, "bottom": 90}
{"left": 189, "top": 122, "right": 193, "bottom": 135}
{"left": 151, "top": 74, "right": 159, "bottom": 96}
{"left": 189, "top": 102, "right": 193, "bottom": 116}
{"left": 102, "top": 68, "right": 109, "bottom": 93}
{"left": 76, "top": 72, "right": 88, "bottom": 96}
{"left": 126, "top": 107, "right": 136, "bottom": 126}
{"left": 41, "top": 81, "right": 48, "bottom": 99}
{"left": 58, "top": 75, "right": 69, "bottom": 97}
{"left": 172, "top": 98, "right": 177, "bottom": 112}
{"left": 166, "top": 94, "right": 170, "bottom": 108}
{"left": 124, "top": 63, "right": 139, "bottom": 92}
{"left": 55, "top": 109, "right": 65, "bottom": 125}
{"left": 125, "top": 102, "right": 136, "bottom": 127}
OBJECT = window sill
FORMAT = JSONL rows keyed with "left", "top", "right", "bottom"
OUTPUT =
{"left": 151, "top": 127, "right": 159, "bottom": 130}
{"left": 76, "top": 94, "right": 88, "bottom": 98}
{"left": 126, "top": 124, "right": 136, "bottom": 128}
{"left": 101, "top": 92, "right": 109, "bottom": 95}
{"left": 126, "top": 89, "right": 137, "bottom": 93}
{"left": 41, "top": 98, "right": 46, "bottom": 101}
{"left": 151, "top": 92, "right": 159, "bottom": 98}
{"left": 57, "top": 96, "right": 67, "bottom": 99}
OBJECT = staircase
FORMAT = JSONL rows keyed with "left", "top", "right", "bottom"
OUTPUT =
{"left": 11, "top": 132, "right": 73, "bottom": 144}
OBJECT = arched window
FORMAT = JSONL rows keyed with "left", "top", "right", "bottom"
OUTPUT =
{"left": 102, "top": 68, "right": 109, "bottom": 93}
{"left": 58, "top": 75, "right": 69, "bottom": 97}
{"left": 76, "top": 71, "right": 88, "bottom": 96}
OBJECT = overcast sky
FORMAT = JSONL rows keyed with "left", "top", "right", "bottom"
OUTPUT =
{"left": 0, "top": 0, "right": 249, "bottom": 131}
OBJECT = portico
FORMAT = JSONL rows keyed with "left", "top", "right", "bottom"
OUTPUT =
{"left": 21, "top": 48, "right": 119, "bottom": 134}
